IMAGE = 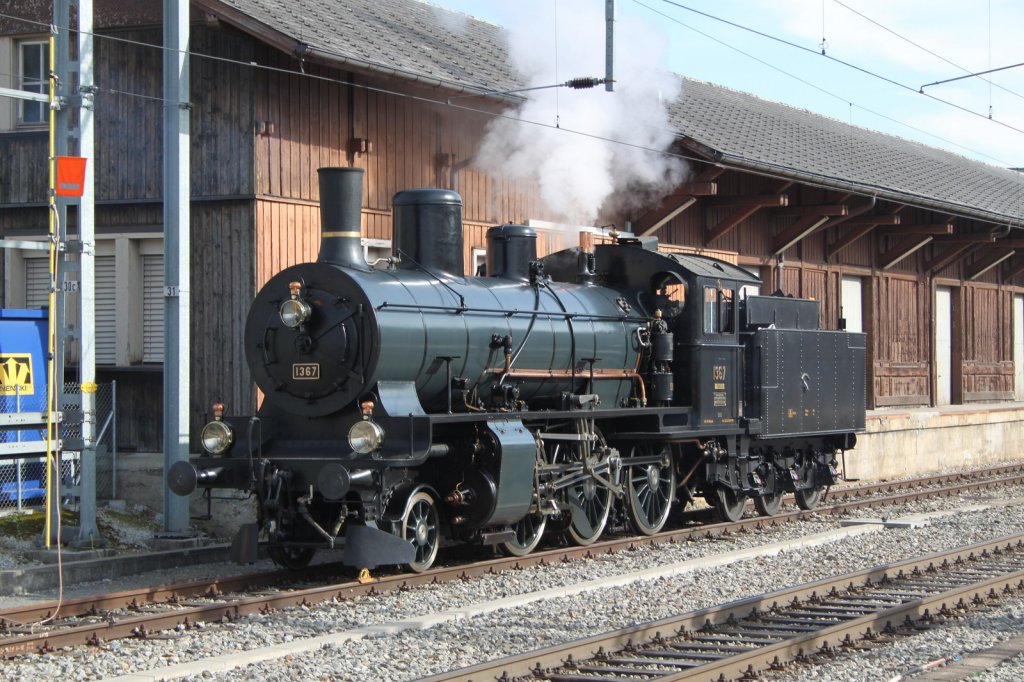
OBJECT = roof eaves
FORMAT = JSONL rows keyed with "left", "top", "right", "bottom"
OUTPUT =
{"left": 718, "top": 152, "right": 1024, "bottom": 229}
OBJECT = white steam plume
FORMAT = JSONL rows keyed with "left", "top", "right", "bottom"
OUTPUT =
{"left": 475, "top": 0, "right": 688, "bottom": 226}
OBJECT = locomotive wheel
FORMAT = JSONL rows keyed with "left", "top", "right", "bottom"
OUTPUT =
{"left": 795, "top": 486, "right": 822, "bottom": 510}
{"left": 268, "top": 545, "right": 316, "bottom": 570}
{"left": 711, "top": 486, "right": 745, "bottom": 522}
{"left": 499, "top": 512, "right": 547, "bottom": 557}
{"left": 625, "top": 446, "right": 675, "bottom": 535}
{"left": 753, "top": 492, "right": 783, "bottom": 517}
{"left": 566, "top": 477, "right": 612, "bottom": 545}
{"left": 400, "top": 491, "right": 440, "bottom": 572}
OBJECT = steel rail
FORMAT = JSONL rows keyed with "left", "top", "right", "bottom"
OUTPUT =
{"left": 419, "top": 534, "right": 1024, "bottom": 681}
{"left": 2, "top": 463, "right": 1024, "bottom": 658}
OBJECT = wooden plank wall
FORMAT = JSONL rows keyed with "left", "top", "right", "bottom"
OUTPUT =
{"left": 0, "top": 133, "right": 48, "bottom": 204}
{"left": 191, "top": 201, "right": 257, "bottom": 425}
{"left": 254, "top": 198, "right": 320, "bottom": 288}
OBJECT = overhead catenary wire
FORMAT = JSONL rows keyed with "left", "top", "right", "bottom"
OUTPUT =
{"left": 2, "top": 3, "right": 1023, "bottom": 148}
{"left": 831, "top": 0, "right": 1024, "bottom": 102}
{"left": 654, "top": 0, "right": 1024, "bottom": 139}
{"left": 0, "top": 6, "right": 1019, "bottom": 226}
{"left": 632, "top": 0, "right": 1013, "bottom": 168}
{"left": 0, "top": 5, "right": 1016, "bottom": 169}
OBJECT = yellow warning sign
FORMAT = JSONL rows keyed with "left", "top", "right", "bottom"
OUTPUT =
{"left": 0, "top": 354, "right": 34, "bottom": 396}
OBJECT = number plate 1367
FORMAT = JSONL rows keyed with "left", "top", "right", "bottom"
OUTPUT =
{"left": 292, "top": 363, "right": 320, "bottom": 380}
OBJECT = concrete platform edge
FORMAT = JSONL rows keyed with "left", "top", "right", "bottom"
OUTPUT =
{"left": 0, "top": 545, "right": 233, "bottom": 596}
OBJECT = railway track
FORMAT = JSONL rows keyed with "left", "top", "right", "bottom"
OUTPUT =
{"left": 2, "top": 462, "right": 1024, "bottom": 659}
{"left": 421, "top": 533, "right": 1024, "bottom": 681}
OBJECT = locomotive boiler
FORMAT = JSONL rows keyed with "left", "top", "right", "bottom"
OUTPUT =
{"left": 169, "top": 166, "right": 866, "bottom": 572}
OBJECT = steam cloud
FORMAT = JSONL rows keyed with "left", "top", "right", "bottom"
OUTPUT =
{"left": 474, "top": 0, "right": 689, "bottom": 226}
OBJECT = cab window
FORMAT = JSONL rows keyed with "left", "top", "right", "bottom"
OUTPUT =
{"left": 703, "top": 286, "right": 735, "bottom": 334}
{"left": 652, "top": 273, "right": 686, "bottom": 319}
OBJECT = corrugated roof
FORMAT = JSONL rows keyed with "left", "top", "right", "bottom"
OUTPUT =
{"left": 202, "top": 0, "right": 1024, "bottom": 225}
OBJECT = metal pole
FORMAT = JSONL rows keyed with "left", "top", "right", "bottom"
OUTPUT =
{"left": 111, "top": 380, "right": 117, "bottom": 499}
{"left": 162, "top": 0, "right": 191, "bottom": 535}
{"left": 74, "top": 0, "right": 100, "bottom": 545}
{"left": 45, "top": 17, "right": 61, "bottom": 548}
{"left": 605, "top": 0, "right": 615, "bottom": 92}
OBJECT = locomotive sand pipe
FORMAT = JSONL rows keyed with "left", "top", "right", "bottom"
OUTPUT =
{"left": 317, "top": 166, "right": 367, "bottom": 269}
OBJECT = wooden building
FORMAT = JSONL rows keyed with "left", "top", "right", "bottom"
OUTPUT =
{"left": 1, "top": 0, "right": 1022, "bottom": 450}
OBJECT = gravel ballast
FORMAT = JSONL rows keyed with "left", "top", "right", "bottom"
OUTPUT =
{"left": 6, "top": 483, "right": 1024, "bottom": 681}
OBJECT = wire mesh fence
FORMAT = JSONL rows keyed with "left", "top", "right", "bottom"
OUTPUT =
{"left": 0, "top": 381, "right": 116, "bottom": 510}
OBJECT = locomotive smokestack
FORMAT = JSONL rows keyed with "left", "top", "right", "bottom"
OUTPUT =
{"left": 317, "top": 167, "right": 367, "bottom": 269}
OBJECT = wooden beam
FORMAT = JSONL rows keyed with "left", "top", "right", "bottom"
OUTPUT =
{"left": 931, "top": 234, "right": 997, "bottom": 244}
{"left": 877, "top": 223, "right": 954, "bottom": 237}
{"left": 1004, "top": 258, "right": 1024, "bottom": 280}
{"left": 705, "top": 181, "right": 792, "bottom": 245}
{"left": 772, "top": 214, "right": 830, "bottom": 255}
{"left": 925, "top": 243, "right": 975, "bottom": 273}
{"left": 827, "top": 223, "right": 877, "bottom": 259}
{"left": 986, "top": 239, "right": 1024, "bottom": 249}
{"left": 634, "top": 166, "right": 725, "bottom": 236}
{"left": 706, "top": 205, "right": 761, "bottom": 244}
{"left": 842, "top": 214, "right": 901, "bottom": 227}
{"left": 706, "top": 193, "right": 789, "bottom": 208}
{"left": 880, "top": 235, "right": 933, "bottom": 270}
{"left": 967, "top": 249, "right": 1015, "bottom": 280}
{"left": 775, "top": 204, "right": 849, "bottom": 217}
{"left": 637, "top": 196, "right": 699, "bottom": 237}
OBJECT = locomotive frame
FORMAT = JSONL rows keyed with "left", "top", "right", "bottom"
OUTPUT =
{"left": 169, "top": 167, "right": 866, "bottom": 572}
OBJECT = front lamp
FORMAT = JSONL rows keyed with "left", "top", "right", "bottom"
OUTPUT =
{"left": 348, "top": 420, "right": 385, "bottom": 454}
{"left": 201, "top": 420, "right": 234, "bottom": 455}
{"left": 279, "top": 298, "right": 311, "bottom": 328}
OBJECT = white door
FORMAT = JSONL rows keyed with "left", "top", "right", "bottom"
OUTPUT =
{"left": 1015, "top": 295, "right": 1024, "bottom": 400}
{"left": 840, "top": 276, "right": 863, "bottom": 333}
{"left": 935, "top": 287, "right": 952, "bottom": 406}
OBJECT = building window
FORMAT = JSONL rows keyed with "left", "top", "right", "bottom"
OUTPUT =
{"left": 19, "top": 41, "right": 48, "bottom": 125}
{"left": 472, "top": 248, "right": 486, "bottom": 276}
{"left": 361, "top": 238, "right": 391, "bottom": 266}
{"left": 11, "top": 237, "right": 165, "bottom": 367}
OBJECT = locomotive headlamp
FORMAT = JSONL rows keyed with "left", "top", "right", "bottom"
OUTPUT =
{"left": 201, "top": 404, "right": 234, "bottom": 456}
{"left": 348, "top": 420, "right": 384, "bottom": 454}
{"left": 279, "top": 281, "right": 311, "bottom": 328}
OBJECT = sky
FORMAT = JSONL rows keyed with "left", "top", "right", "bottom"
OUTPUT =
{"left": 427, "top": 0, "right": 1024, "bottom": 172}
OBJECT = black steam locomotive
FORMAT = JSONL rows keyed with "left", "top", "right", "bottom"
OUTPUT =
{"left": 169, "top": 167, "right": 866, "bottom": 572}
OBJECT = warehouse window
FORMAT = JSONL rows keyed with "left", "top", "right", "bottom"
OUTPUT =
{"left": 9, "top": 237, "right": 164, "bottom": 367}
{"left": 24, "top": 257, "right": 50, "bottom": 308}
{"left": 142, "top": 254, "right": 165, "bottom": 363}
{"left": 95, "top": 255, "right": 116, "bottom": 365}
{"left": 18, "top": 40, "right": 48, "bottom": 126}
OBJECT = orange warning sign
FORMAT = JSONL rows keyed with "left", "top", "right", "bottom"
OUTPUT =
{"left": 56, "top": 156, "right": 87, "bottom": 197}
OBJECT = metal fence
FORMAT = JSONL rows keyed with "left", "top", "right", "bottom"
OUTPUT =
{"left": 0, "top": 381, "right": 116, "bottom": 510}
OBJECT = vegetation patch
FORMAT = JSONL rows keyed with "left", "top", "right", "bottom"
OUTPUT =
{"left": 0, "top": 511, "right": 43, "bottom": 541}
